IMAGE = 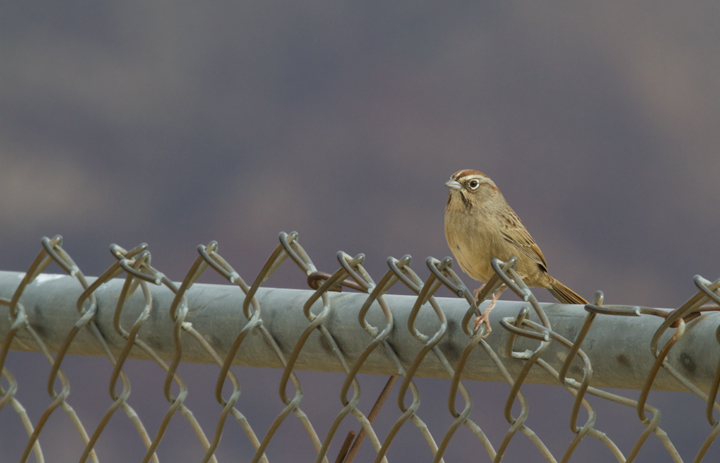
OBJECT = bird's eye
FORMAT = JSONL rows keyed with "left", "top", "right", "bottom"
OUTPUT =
{"left": 468, "top": 179, "right": 480, "bottom": 190}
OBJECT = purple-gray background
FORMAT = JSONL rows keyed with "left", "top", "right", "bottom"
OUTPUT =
{"left": 2, "top": 2, "right": 719, "bottom": 461}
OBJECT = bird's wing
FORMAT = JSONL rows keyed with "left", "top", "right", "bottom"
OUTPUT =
{"left": 499, "top": 208, "right": 548, "bottom": 271}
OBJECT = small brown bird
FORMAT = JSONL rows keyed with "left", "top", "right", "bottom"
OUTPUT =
{"left": 444, "top": 169, "right": 587, "bottom": 332}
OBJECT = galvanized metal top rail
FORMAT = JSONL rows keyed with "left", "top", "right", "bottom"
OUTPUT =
{"left": 1, "top": 270, "right": 716, "bottom": 391}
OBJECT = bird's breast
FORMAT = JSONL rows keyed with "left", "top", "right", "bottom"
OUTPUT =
{"left": 444, "top": 209, "right": 498, "bottom": 282}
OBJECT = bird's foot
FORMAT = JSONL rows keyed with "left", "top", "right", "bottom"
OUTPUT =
{"left": 473, "top": 291, "right": 500, "bottom": 335}
{"left": 472, "top": 284, "right": 485, "bottom": 303}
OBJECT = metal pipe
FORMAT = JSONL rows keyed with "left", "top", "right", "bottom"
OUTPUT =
{"left": 0, "top": 271, "right": 716, "bottom": 391}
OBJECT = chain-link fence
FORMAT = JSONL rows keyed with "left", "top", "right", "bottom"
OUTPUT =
{"left": 1, "top": 232, "right": 719, "bottom": 462}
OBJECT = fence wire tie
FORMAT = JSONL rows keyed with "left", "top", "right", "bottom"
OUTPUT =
{"left": 279, "top": 230, "right": 316, "bottom": 276}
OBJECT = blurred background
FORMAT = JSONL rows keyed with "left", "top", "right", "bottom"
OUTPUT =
{"left": 2, "top": 1, "right": 720, "bottom": 461}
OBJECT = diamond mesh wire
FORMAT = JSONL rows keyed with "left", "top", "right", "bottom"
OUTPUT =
{"left": 1, "top": 232, "right": 720, "bottom": 462}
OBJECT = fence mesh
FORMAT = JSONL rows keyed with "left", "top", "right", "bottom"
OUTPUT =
{"left": 1, "top": 232, "right": 720, "bottom": 462}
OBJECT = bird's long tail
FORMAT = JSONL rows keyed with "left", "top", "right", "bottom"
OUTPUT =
{"left": 547, "top": 277, "right": 588, "bottom": 305}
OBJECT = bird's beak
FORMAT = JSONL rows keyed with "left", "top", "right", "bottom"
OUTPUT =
{"left": 445, "top": 179, "right": 462, "bottom": 190}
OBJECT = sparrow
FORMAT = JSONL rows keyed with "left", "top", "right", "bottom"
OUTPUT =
{"left": 444, "top": 169, "right": 587, "bottom": 332}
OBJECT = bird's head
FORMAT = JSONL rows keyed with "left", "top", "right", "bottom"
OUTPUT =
{"left": 445, "top": 169, "right": 500, "bottom": 210}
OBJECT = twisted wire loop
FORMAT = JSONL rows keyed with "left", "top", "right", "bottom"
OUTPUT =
{"left": 182, "top": 241, "right": 269, "bottom": 463}
{"left": 433, "top": 257, "right": 556, "bottom": 462}
{"left": 431, "top": 257, "right": 554, "bottom": 462}
{"left": 230, "top": 231, "right": 328, "bottom": 463}
{"left": 0, "top": 235, "right": 103, "bottom": 463}
{"left": 493, "top": 259, "right": 677, "bottom": 463}
{"left": 640, "top": 275, "right": 720, "bottom": 463}
{"left": 333, "top": 255, "right": 410, "bottom": 463}
{"left": 385, "top": 256, "right": 488, "bottom": 463}
{"left": 341, "top": 255, "right": 440, "bottom": 463}
{"left": 195, "top": 235, "right": 327, "bottom": 463}
{"left": 71, "top": 242, "right": 159, "bottom": 463}
{"left": 475, "top": 258, "right": 556, "bottom": 462}
{"left": 106, "top": 244, "right": 220, "bottom": 463}
{"left": 314, "top": 252, "right": 392, "bottom": 463}
{"left": 364, "top": 255, "right": 444, "bottom": 463}
{"left": 337, "top": 254, "right": 447, "bottom": 463}
{"left": 489, "top": 254, "right": 720, "bottom": 463}
{"left": 265, "top": 234, "right": 416, "bottom": 463}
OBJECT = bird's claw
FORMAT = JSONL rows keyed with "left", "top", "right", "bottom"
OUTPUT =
{"left": 472, "top": 291, "right": 498, "bottom": 336}
{"left": 472, "top": 312, "right": 492, "bottom": 336}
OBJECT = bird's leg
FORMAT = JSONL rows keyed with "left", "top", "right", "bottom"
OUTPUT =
{"left": 473, "top": 285, "right": 506, "bottom": 334}
{"left": 472, "top": 283, "right": 486, "bottom": 303}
